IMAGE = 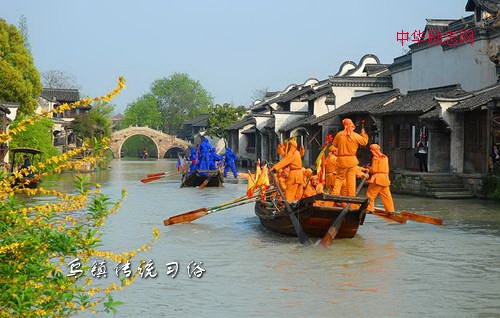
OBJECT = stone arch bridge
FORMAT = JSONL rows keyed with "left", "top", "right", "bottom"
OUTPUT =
{"left": 110, "top": 126, "right": 191, "bottom": 159}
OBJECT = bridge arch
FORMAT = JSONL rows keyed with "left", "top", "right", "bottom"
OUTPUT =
{"left": 110, "top": 126, "right": 191, "bottom": 159}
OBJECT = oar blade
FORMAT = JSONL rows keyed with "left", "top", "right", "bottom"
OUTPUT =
{"left": 140, "top": 176, "right": 162, "bottom": 183}
{"left": 198, "top": 178, "right": 210, "bottom": 189}
{"left": 163, "top": 208, "right": 209, "bottom": 226}
{"left": 319, "top": 210, "right": 345, "bottom": 247}
{"left": 372, "top": 210, "right": 407, "bottom": 224}
{"left": 400, "top": 211, "right": 443, "bottom": 226}
{"left": 147, "top": 172, "right": 166, "bottom": 178}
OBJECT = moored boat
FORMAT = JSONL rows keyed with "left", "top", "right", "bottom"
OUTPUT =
{"left": 8, "top": 147, "right": 43, "bottom": 189}
{"left": 181, "top": 170, "right": 224, "bottom": 187}
{"left": 255, "top": 193, "right": 369, "bottom": 238}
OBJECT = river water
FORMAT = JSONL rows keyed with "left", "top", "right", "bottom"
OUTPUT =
{"left": 42, "top": 160, "right": 500, "bottom": 318}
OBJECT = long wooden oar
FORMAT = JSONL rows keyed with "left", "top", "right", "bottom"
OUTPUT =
{"left": 370, "top": 210, "right": 407, "bottom": 224}
{"left": 399, "top": 211, "right": 443, "bottom": 226}
{"left": 146, "top": 171, "right": 180, "bottom": 178}
{"left": 164, "top": 196, "right": 258, "bottom": 225}
{"left": 140, "top": 175, "right": 165, "bottom": 183}
{"left": 320, "top": 177, "right": 366, "bottom": 246}
{"left": 270, "top": 172, "right": 310, "bottom": 245}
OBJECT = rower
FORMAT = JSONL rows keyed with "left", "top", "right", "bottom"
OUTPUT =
{"left": 366, "top": 144, "right": 395, "bottom": 213}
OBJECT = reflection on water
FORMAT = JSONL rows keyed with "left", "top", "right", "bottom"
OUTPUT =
{"left": 42, "top": 160, "right": 500, "bottom": 317}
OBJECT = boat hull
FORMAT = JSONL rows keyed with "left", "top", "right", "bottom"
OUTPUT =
{"left": 181, "top": 170, "right": 224, "bottom": 187}
{"left": 255, "top": 194, "right": 368, "bottom": 239}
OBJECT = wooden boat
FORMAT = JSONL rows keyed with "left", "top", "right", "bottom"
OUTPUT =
{"left": 255, "top": 194, "right": 369, "bottom": 238}
{"left": 181, "top": 169, "right": 224, "bottom": 187}
{"left": 8, "top": 147, "right": 43, "bottom": 189}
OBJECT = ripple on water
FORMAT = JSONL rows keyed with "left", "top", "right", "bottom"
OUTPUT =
{"left": 43, "top": 161, "right": 500, "bottom": 318}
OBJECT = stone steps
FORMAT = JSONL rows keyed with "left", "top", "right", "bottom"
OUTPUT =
{"left": 421, "top": 174, "right": 473, "bottom": 199}
{"left": 431, "top": 191, "right": 475, "bottom": 199}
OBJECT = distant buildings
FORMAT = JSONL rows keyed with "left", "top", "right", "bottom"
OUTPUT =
{"left": 225, "top": 0, "right": 499, "bottom": 196}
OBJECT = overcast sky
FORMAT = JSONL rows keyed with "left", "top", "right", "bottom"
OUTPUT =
{"left": 2, "top": 0, "right": 469, "bottom": 113}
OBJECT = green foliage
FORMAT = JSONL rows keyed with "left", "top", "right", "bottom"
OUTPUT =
{"left": 206, "top": 103, "right": 247, "bottom": 138}
{"left": 71, "top": 101, "right": 114, "bottom": 141}
{"left": 0, "top": 175, "right": 127, "bottom": 316}
{"left": 0, "top": 18, "right": 41, "bottom": 116}
{"left": 122, "top": 94, "right": 162, "bottom": 129}
{"left": 10, "top": 115, "right": 59, "bottom": 159}
{"left": 152, "top": 73, "right": 213, "bottom": 134}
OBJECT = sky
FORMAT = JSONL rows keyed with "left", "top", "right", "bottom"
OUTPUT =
{"left": 2, "top": 0, "right": 469, "bottom": 113}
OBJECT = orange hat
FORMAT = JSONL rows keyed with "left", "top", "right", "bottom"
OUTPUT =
{"left": 288, "top": 138, "right": 297, "bottom": 149}
{"left": 370, "top": 143, "right": 386, "bottom": 158}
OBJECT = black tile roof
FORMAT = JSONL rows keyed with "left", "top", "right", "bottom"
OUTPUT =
{"left": 304, "top": 87, "right": 332, "bottom": 101}
{"left": 466, "top": 0, "right": 500, "bottom": 13}
{"left": 41, "top": 88, "right": 80, "bottom": 103}
{"left": 371, "top": 85, "right": 460, "bottom": 115}
{"left": 310, "top": 89, "right": 400, "bottom": 124}
{"left": 0, "top": 105, "right": 11, "bottom": 114}
{"left": 419, "top": 106, "right": 441, "bottom": 120}
{"left": 226, "top": 116, "right": 255, "bottom": 130}
{"left": 449, "top": 84, "right": 500, "bottom": 112}
{"left": 183, "top": 114, "right": 210, "bottom": 126}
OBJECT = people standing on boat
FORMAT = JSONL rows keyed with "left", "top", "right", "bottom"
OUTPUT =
{"left": 188, "top": 146, "right": 198, "bottom": 174}
{"left": 323, "top": 145, "right": 338, "bottom": 193}
{"left": 366, "top": 144, "right": 395, "bottom": 213}
{"left": 224, "top": 147, "right": 238, "bottom": 178}
{"left": 197, "top": 137, "right": 212, "bottom": 175}
{"left": 331, "top": 118, "right": 368, "bottom": 197}
{"left": 270, "top": 138, "right": 304, "bottom": 202}
{"left": 208, "top": 148, "right": 223, "bottom": 170}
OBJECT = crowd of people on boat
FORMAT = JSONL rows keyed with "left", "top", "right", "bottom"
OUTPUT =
{"left": 181, "top": 137, "right": 239, "bottom": 178}
{"left": 261, "top": 118, "right": 395, "bottom": 213}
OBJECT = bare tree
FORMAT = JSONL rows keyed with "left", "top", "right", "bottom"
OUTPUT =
{"left": 18, "top": 15, "right": 30, "bottom": 51}
{"left": 42, "top": 70, "right": 80, "bottom": 89}
{"left": 250, "top": 87, "right": 270, "bottom": 103}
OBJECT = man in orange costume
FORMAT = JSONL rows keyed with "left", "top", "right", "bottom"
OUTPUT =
{"left": 332, "top": 118, "right": 368, "bottom": 197}
{"left": 323, "top": 146, "right": 338, "bottom": 193}
{"left": 366, "top": 144, "right": 395, "bottom": 213}
{"left": 271, "top": 138, "right": 304, "bottom": 202}
{"left": 303, "top": 175, "right": 324, "bottom": 198}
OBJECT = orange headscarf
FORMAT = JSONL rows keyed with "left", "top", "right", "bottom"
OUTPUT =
{"left": 370, "top": 144, "right": 386, "bottom": 158}
{"left": 341, "top": 118, "right": 356, "bottom": 136}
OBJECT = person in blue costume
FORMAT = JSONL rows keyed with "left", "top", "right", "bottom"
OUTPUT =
{"left": 197, "top": 137, "right": 212, "bottom": 176}
{"left": 188, "top": 146, "right": 198, "bottom": 174}
{"left": 224, "top": 147, "right": 238, "bottom": 178}
{"left": 209, "top": 147, "right": 223, "bottom": 170}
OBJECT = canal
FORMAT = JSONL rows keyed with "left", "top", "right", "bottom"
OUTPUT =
{"left": 42, "top": 160, "right": 500, "bottom": 317}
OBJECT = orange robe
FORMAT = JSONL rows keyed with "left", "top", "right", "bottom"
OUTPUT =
{"left": 332, "top": 131, "right": 368, "bottom": 197}
{"left": 366, "top": 156, "right": 394, "bottom": 212}
{"left": 323, "top": 152, "right": 337, "bottom": 193}
{"left": 272, "top": 147, "right": 304, "bottom": 202}
{"left": 303, "top": 182, "right": 324, "bottom": 198}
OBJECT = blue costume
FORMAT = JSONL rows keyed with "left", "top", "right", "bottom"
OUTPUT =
{"left": 197, "top": 138, "right": 211, "bottom": 174}
{"left": 224, "top": 147, "right": 238, "bottom": 178}
{"left": 209, "top": 148, "right": 223, "bottom": 170}
{"left": 188, "top": 146, "right": 198, "bottom": 174}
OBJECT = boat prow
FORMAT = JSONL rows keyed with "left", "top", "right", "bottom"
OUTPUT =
{"left": 255, "top": 194, "right": 369, "bottom": 239}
